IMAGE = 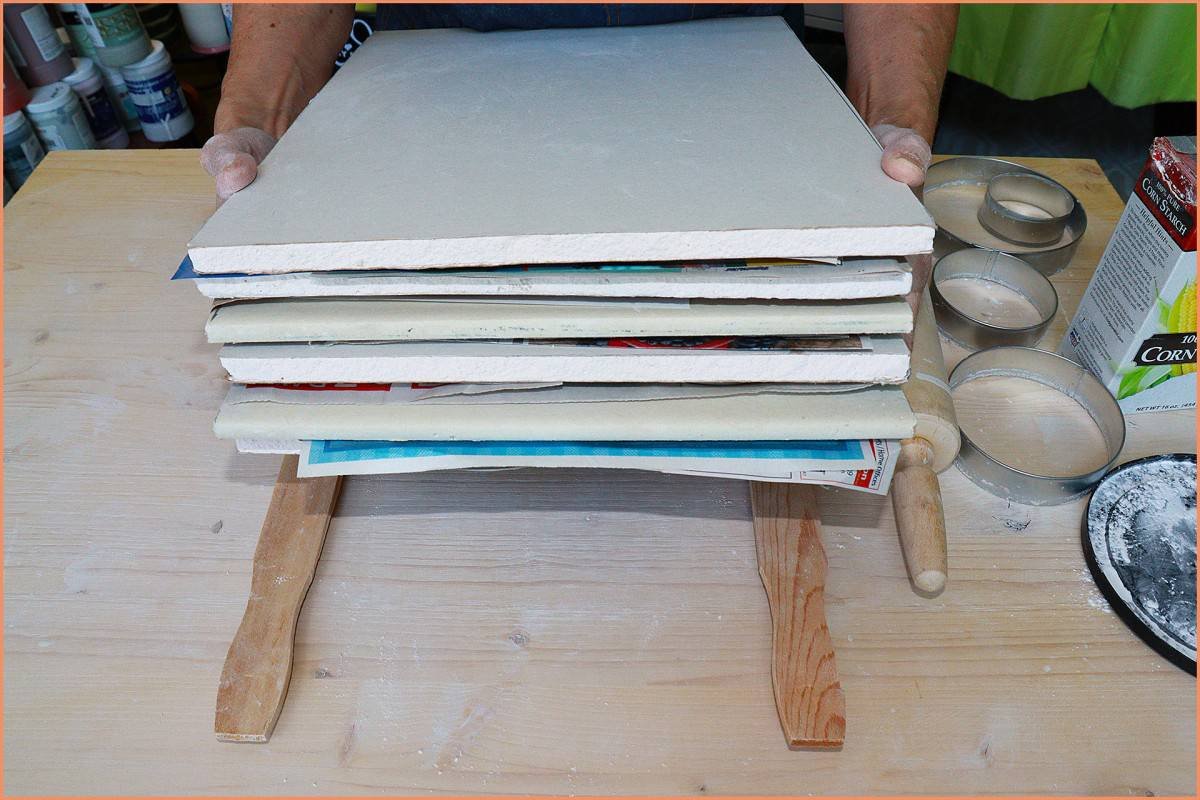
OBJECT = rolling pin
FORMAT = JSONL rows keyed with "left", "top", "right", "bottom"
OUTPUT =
{"left": 892, "top": 279, "right": 960, "bottom": 595}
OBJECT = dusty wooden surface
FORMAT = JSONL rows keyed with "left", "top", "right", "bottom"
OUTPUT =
{"left": 3, "top": 151, "right": 1195, "bottom": 795}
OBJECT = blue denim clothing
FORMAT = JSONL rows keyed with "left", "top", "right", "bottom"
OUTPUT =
{"left": 374, "top": 4, "right": 804, "bottom": 36}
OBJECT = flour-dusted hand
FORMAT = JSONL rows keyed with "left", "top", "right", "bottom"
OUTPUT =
{"left": 200, "top": 127, "right": 278, "bottom": 203}
{"left": 873, "top": 123, "right": 931, "bottom": 189}
{"left": 843, "top": 3, "right": 956, "bottom": 188}
{"left": 201, "top": 6, "right": 355, "bottom": 204}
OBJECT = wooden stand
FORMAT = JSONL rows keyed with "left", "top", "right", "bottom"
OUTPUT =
{"left": 751, "top": 482, "right": 846, "bottom": 748}
{"left": 215, "top": 456, "right": 342, "bottom": 742}
{"left": 215, "top": 462, "right": 844, "bottom": 747}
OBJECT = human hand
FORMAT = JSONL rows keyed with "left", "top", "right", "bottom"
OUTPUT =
{"left": 873, "top": 123, "right": 931, "bottom": 189}
{"left": 199, "top": 127, "right": 278, "bottom": 203}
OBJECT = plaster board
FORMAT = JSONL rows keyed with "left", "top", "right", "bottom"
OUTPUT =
{"left": 214, "top": 384, "right": 914, "bottom": 442}
{"left": 218, "top": 336, "right": 911, "bottom": 384}
{"left": 187, "top": 17, "right": 933, "bottom": 274}
{"left": 220, "top": 381, "right": 872, "bottom": 407}
{"left": 184, "top": 258, "right": 912, "bottom": 301}
{"left": 204, "top": 296, "right": 912, "bottom": 344}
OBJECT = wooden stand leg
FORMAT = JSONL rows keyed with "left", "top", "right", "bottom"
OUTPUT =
{"left": 751, "top": 482, "right": 846, "bottom": 749}
{"left": 215, "top": 455, "right": 343, "bottom": 743}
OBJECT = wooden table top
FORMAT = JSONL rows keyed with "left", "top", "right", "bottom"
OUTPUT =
{"left": 3, "top": 151, "right": 1194, "bottom": 795}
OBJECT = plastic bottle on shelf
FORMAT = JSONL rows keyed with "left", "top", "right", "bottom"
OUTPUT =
{"left": 3, "top": 109, "right": 48, "bottom": 188}
{"left": 60, "top": 4, "right": 140, "bottom": 131}
{"left": 178, "top": 3, "right": 230, "bottom": 54}
{"left": 62, "top": 56, "right": 127, "bottom": 148}
{"left": 24, "top": 80, "right": 96, "bottom": 150}
{"left": 95, "top": 60, "right": 140, "bottom": 132}
{"left": 4, "top": 4, "right": 75, "bottom": 86}
{"left": 4, "top": 51, "right": 34, "bottom": 115}
{"left": 134, "top": 4, "right": 185, "bottom": 56}
{"left": 118, "top": 38, "right": 191, "bottom": 142}
{"left": 58, "top": 4, "right": 98, "bottom": 58}
{"left": 75, "top": 4, "right": 151, "bottom": 68}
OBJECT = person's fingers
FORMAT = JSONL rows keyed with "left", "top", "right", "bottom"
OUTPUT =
{"left": 199, "top": 132, "right": 240, "bottom": 177}
{"left": 882, "top": 147, "right": 927, "bottom": 188}
{"left": 872, "top": 124, "right": 931, "bottom": 189}
{"left": 231, "top": 127, "right": 278, "bottom": 164}
{"left": 199, "top": 127, "right": 278, "bottom": 202}
{"left": 214, "top": 151, "right": 261, "bottom": 200}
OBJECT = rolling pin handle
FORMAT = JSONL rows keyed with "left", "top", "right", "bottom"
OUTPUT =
{"left": 891, "top": 437, "right": 948, "bottom": 596}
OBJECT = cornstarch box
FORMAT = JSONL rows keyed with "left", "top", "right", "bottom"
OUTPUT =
{"left": 1061, "top": 137, "right": 1196, "bottom": 414}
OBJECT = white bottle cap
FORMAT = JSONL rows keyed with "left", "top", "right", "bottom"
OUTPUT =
{"left": 119, "top": 40, "right": 170, "bottom": 82}
{"left": 26, "top": 82, "right": 75, "bottom": 115}
{"left": 3, "top": 109, "right": 30, "bottom": 135}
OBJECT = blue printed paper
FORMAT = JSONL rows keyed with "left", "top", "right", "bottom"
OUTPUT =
{"left": 297, "top": 437, "right": 878, "bottom": 479}
{"left": 307, "top": 438, "right": 862, "bottom": 465}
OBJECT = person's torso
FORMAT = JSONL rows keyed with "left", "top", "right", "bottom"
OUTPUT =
{"left": 374, "top": 4, "right": 803, "bottom": 34}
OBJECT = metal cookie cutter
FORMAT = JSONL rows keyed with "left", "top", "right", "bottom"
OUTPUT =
{"left": 931, "top": 249, "right": 1058, "bottom": 350}
{"left": 948, "top": 347, "right": 1126, "bottom": 506}
{"left": 977, "top": 172, "right": 1076, "bottom": 246}
{"left": 924, "top": 157, "right": 1088, "bottom": 276}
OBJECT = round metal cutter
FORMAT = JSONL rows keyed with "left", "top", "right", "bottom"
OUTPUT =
{"left": 949, "top": 346, "right": 1126, "bottom": 506}
{"left": 931, "top": 249, "right": 1059, "bottom": 350}
{"left": 977, "top": 172, "right": 1076, "bottom": 246}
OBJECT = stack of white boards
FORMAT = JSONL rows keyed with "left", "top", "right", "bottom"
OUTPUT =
{"left": 180, "top": 16, "right": 934, "bottom": 488}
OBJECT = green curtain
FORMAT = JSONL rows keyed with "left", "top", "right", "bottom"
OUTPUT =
{"left": 949, "top": 3, "right": 1196, "bottom": 107}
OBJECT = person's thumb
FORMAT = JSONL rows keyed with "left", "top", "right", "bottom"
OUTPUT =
{"left": 199, "top": 127, "right": 278, "bottom": 202}
{"left": 872, "top": 123, "right": 931, "bottom": 189}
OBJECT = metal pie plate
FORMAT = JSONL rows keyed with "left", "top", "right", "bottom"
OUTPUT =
{"left": 925, "top": 157, "right": 1087, "bottom": 276}
{"left": 1084, "top": 454, "right": 1196, "bottom": 672}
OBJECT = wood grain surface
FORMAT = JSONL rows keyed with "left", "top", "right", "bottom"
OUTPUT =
{"left": 3, "top": 151, "right": 1195, "bottom": 795}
